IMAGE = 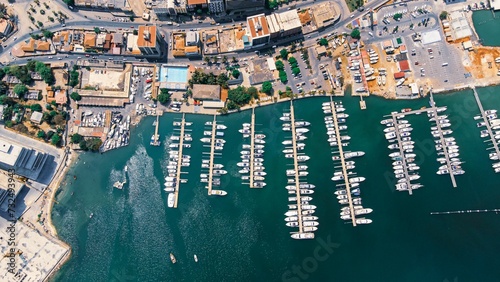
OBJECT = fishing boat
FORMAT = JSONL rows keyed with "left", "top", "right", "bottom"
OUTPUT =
{"left": 170, "top": 253, "right": 177, "bottom": 264}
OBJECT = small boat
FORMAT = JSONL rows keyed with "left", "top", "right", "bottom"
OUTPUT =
{"left": 89, "top": 212, "right": 94, "bottom": 219}
{"left": 170, "top": 253, "right": 177, "bottom": 264}
{"left": 211, "top": 190, "right": 228, "bottom": 196}
{"left": 167, "top": 193, "right": 175, "bottom": 208}
{"left": 194, "top": 254, "right": 198, "bottom": 262}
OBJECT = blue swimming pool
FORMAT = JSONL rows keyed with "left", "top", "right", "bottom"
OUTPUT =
{"left": 159, "top": 66, "right": 188, "bottom": 83}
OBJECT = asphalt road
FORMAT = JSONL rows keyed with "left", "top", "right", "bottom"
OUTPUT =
{"left": 1, "top": 0, "right": 391, "bottom": 64}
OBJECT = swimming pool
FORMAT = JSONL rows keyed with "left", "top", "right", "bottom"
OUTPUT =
{"left": 159, "top": 66, "right": 188, "bottom": 83}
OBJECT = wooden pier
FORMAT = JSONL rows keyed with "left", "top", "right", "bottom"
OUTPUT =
{"left": 289, "top": 101, "right": 304, "bottom": 234}
{"left": 329, "top": 97, "right": 356, "bottom": 226}
{"left": 429, "top": 94, "right": 457, "bottom": 188}
{"left": 249, "top": 107, "right": 256, "bottom": 188}
{"left": 207, "top": 115, "right": 217, "bottom": 195}
{"left": 471, "top": 86, "right": 500, "bottom": 168}
{"left": 389, "top": 113, "right": 415, "bottom": 195}
{"left": 173, "top": 113, "right": 186, "bottom": 208}
{"left": 151, "top": 114, "right": 161, "bottom": 146}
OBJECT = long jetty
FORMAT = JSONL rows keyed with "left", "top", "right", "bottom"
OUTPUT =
{"left": 249, "top": 107, "right": 256, "bottom": 188}
{"left": 431, "top": 209, "right": 500, "bottom": 215}
{"left": 289, "top": 101, "right": 304, "bottom": 234}
{"left": 390, "top": 112, "right": 414, "bottom": 195}
{"left": 330, "top": 97, "right": 356, "bottom": 226}
{"left": 151, "top": 114, "right": 160, "bottom": 146}
{"left": 173, "top": 113, "right": 186, "bottom": 208}
{"left": 471, "top": 86, "right": 500, "bottom": 167}
{"left": 207, "top": 115, "right": 217, "bottom": 195}
{"left": 429, "top": 94, "right": 457, "bottom": 188}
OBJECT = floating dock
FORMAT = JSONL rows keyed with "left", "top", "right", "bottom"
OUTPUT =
{"left": 471, "top": 86, "right": 500, "bottom": 170}
{"left": 207, "top": 115, "right": 217, "bottom": 196}
{"left": 151, "top": 114, "right": 161, "bottom": 146}
{"left": 389, "top": 113, "right": 416, "bottom": 195}
{"left": 173, "top": 113, "right": 187, "bottom": 208}
{"left": 249, "top": 107, "right": 256, "bottom": 188}
{"left": 329, "top": 98, "right": 356, "bottom": 226}
{"left": 289, "top": 102, "right": 305, "bottom": 234}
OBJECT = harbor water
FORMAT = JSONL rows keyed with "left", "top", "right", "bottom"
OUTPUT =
{"left": 51, "top": 88, "right": 500, "bottom": 282}
{"left": 472, "top": 10, "right": 500, "bottom": 46}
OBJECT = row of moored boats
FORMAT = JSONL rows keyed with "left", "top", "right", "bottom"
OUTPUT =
{"left": 166, "top": 120, "right": 193, "bottom": 207}
{"left": 200, "top": 120, "right": 228, "bottom": 196}
{"left": 474, "top": 109, "right": 500, "bottom": 172}
{"left": 238, "top": 123, "right": 267, "bottom": 188}
{"left": 324, "top": 101, "right": 372, "bottom": 225}
{"left": 281, "top": 110, "right": 317, "bottom": 240}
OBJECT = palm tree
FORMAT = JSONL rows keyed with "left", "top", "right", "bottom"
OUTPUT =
{"left": 232, "top": 57, "right": 237, "bottom": 63}
{"left": 222, "top": 56, "right": 228, "bottom": 64}
{"left": 213, "top": 56, "right": 219, "bottom": 64}
{"left": 204, "top": 56, "right": 210, "bottom": 64}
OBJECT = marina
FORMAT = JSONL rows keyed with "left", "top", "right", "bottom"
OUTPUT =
{"left": 471, "top": 86, "right": 500, "bottom": 172}
{"left": 203, "top": 115, "right": 227, "bottom": 196}
{"left": 239, "top": 107, "right": 266, "bottom": 188}
{"left": 282, "top": 101, "right": 316, "bottom": 239}
{"left": 324, "top": 99, "right": 371, "bottom": 226}
{"left": 171, "top": 113, "right": 191, "bottom": 208}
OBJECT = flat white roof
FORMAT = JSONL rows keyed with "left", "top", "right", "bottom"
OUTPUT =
{"left": 0, "top": 217, "right": 69, "bottom": 281}
{"left": 421, "top": 30, "right": 442, "bottom": 45}
{"left": 203, "top": 100, "right": 225, "bottom": 108}
{"left": 267, "top": 58, "right": 276, "bottom": 71}
{"left": 0, "top": 140, "right": 21, "bottom": 166}
{"left": 491, "top": 0, "right": 500, "bottom": 11}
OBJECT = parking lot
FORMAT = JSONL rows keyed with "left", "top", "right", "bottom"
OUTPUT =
{"left": 282, "top": 48, "right": 331, "bottom": 94}
{"left": 405, "top": 36, "right": 469, "bottom": 90}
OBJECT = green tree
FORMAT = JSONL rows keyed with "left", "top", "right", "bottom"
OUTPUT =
{"left": 231, "top": 57, "right": 237, "bottom": 63}
{"left": 70, "top": 133, "right": 83, "bottom": 144}
{"left": 275, "top": 60, "right": 284, "bottom": 71}
{"left": 51, "top": 134, "right": 61, "bottom": 146}
{"left": 86, "top": 138, "right": 102, "bottom": 151}
{"left": 267, "top": 0, "right": 278, "bottom": 9}
{"left": 228, "top": 86, "right": 251, "bottom": 106}
{"left": 42, "top": 29, "right": 54, "bottom": 39}
{"left": 158, "top": 88, "right": 171, "bottom": 104}
{"left": 37, "top": 130, "right": 46, "bottom": 139}
{"left": 70, "top": 92, "right": 81, "bottom": 101}
{"left": 319, "top": 38, "right": 328, "bottom": 46}
{"left": 69, "top": 70, "right": 79, "bottom": 87}
{"left": 94, "top": 27, "right": 101, "bottom": 34}
{"left": 280, "top": 48, "right": 288, "bottom": 59}
{"left": 13, "top": 84, "right": 28, "bottom": 98}
{"left": 292, "top": 67, "right": 301, "bottom": 76}
{"left": 279, "top": 70, "right": 288, "bottom": 83}
{"left": 439, "top": 11, "right": 448, "bottom": 21}
{"left": 261, "top": 81, "right": 273, "bottom": 94}
{"left": 30, "top": 103, "right": 42, "bottom": 112}
{"left": 63, "top": 0, "right": 75, "bottom": 5}
{"left": 204, "top": 56, "right": 210, "bottom": 64}
{"left": 226, "top": 100, "right": 238, "bottom": 110}
{"left": 351, "top": 28, "right": 361, "bottom": 39}
{"left": 247, "top": 86, "right": 258, "bottom": 99}
{"left": 79, "top": 140, "right": 88, "bottom": 150}
{"left": 288, "top": 57, "right": 297, "bottom": 65}
{"left": 222, "top": 56, "right": 228, "bottom": 64}
{"left": 232, "top": 69, "right": 240, "bottom": 79}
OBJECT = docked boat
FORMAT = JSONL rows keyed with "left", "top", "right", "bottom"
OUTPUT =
{"left": 291, "top": 233, "right": 315, "bottom": 240}
{"left": 211, "top": 190, "right": 228, "bottom": 196}
{"left": 167, "top": 193, "right": 175, "bottom": 208}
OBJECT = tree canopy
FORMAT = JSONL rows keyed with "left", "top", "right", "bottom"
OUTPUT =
{"left": 158, "top": 88, "right": 171, "bottom": 104}
{"left": 70, "top": 133, "right": 83, "bottom": 144}
{"left": 228, "top": 86, "right": 253, "bottom": 108}
{"left": 70, "top": 92, "right": 81, "bottom": 101}
{"left": 319, "top": 38, "right": 329, "bottom": 46}
{"left": 275, "top": 60, "right": 284, "bottom": 71}
{"left": 261, "top": 81, "right": 273, "bottom": 94}
{"left": 350, "top": 28, "right": 361, "bottom": 39}
{"left": 13, "top": 84, "right": 28, "bottom": 98}
{"left": 280, "top": 48, "right": 289, "bottom": 59}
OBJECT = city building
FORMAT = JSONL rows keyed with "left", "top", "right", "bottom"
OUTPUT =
{"left": 187, "top": 0, "right": 207, "bottom": 11}
{"left": 137, "top": 25, "right": 162, "bottom": 56}
{"left": 154, "top": 0, "right": 188, "bottom": 16}
{"left": 246, "top": 14, "right": 270, "bottom": 48}
{"left": 490, "top": 0, "right": 500, "bottom": 11}
{"left": 447, "top": 11, "right": 473, "bottom": 41}
{"left": 0, "top": 139, "right": 50, "bottom": 181}
{"left": 192, "top": 84, "right": 221, "bottom": 100}
{"left": 20, "top": 38, "right": 51, "bottom": 53}
{"left": 74, "top": 0, "right": 129, "bottom": 10}
{"left": 0, "top": 19, "right": 13, "bottom": 38}
{"left": 310, "top": 1, "right": 341, "bottom": 29}
{"left": 225, "top": 0, "right": 264, "bottom": 14}
{"left": 266, "top": 10, "right": 302, "bottom": 39}
{"left": 186, "top": 31, "right": 200, "bottom": 46}
{"left": 208, "top": 0, "right": 225, "bottom": 14}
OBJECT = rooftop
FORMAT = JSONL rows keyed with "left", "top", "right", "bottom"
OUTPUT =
{"left": 247, "top": 14, "right": 270, "bottom": 39}
{"left": 137, "top": 26, "right": 158, "bottom": 49}
{"left": 192, "top": 84, "right": 221, "bottom": 100}
{"left": 310, "top": 2, "right": 341, "bottom": 28}
{"left": 187, "top": 0, "right": 207, "bottom": 4}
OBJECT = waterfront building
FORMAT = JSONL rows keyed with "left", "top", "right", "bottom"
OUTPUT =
{"left": 0, "top": 139, "right": 50, "bottom": 181}
{"left": 154, "top": 0, "right": 188, "bottom": 16}
{"left": 245, "top": 14, "right": 270, "bottom": 49}
{"left": 208, "top": 0, "right": 225, "bottom": 14}
{"left": 187, "top": 0, "right": 208, "bottom": 11}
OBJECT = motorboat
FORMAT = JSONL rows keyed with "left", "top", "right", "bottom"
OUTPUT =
{"left": 291, "top": 233, "right": 315, "bottom": 240}
{"left": 211, "top": 190, "right": 228, "bottom": 196}
{"left": 167, "top": 193, "right": 175, "bottom": 208}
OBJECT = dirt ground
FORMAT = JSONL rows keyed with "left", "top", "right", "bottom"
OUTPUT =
{"left": 465, "top": 47, "right": 500, "bottom": 80}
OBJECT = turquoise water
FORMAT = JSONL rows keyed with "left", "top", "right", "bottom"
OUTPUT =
{"left": 51, "top": 88, "right": 500, "bottom": 282}
{"left": 472, "top": 10, "right": 500, "bottom": 46}
{"left": 159, "top": 66, "right": 188, "bottom": 83}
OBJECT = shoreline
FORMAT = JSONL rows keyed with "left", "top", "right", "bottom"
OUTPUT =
{"left": 43, "top": 80, "right": 496, "bottom": 280}
{"left": 44, "top": 149, "right": 79, "bottom": 281}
